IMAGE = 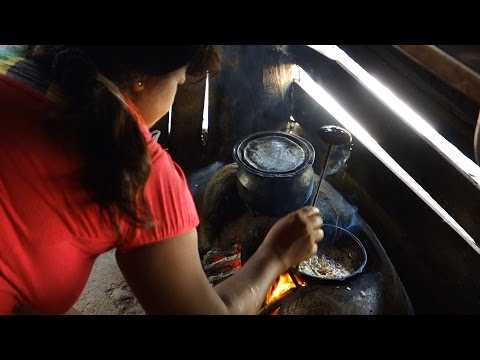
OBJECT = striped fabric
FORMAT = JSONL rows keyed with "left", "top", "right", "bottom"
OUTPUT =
{"left": 0, "top": 45, "right": 63, "bottom": 102}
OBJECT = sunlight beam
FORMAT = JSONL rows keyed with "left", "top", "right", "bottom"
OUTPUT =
{"left": 294, "top": 65, "right": 479, "bottom": 255}
{"left": 307, "top": 45, "right": 480, "bottom": 191}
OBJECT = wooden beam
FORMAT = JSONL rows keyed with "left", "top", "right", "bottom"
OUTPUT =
{"left": 393, "top": 45, "right": 480, "bottom": 105}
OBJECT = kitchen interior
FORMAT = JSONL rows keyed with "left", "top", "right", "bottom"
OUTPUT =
{"left": 75, "top": 45, "right": 480, "bottom": 315}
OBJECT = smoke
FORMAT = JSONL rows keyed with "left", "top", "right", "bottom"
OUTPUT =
{"left": 313, "top": 179, "right": 360, "bottom": 232}
{"left": 324, "top": 143, "right": 352, "bottom": 177}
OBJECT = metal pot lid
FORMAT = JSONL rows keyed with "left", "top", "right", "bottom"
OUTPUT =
{"left": 233, "top": 131, "right": 315, "bottom": 177}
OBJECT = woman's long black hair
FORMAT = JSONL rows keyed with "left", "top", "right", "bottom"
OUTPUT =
{"left": 26, "top": 45, "right": 219, "bottom": 239}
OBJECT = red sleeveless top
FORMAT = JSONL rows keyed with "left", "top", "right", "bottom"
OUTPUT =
{"left": 0, "top": 48, "right": 199, "bottom": 314}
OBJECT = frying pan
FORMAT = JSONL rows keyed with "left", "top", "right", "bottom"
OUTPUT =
{"left": 296, "top": 224, "right": 367, "bottom": 283}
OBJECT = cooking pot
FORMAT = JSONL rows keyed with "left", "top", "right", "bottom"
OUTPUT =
{"left": 296, "top": 224, "right": 367, "bottom": 283}
{"left": 232, "top": 131, "right": 315, "bottom": 217}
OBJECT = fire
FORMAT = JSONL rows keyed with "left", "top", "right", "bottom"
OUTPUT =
{"left": 265, "top": 272, "right": 305, "bottom": 304}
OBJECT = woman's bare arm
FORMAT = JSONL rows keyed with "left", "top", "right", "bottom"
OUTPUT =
{"left": 116, "top": 206, "right": 323, "bottom": 315}
{"left": 117, "top": 228, "right": 231, "bottom": 314}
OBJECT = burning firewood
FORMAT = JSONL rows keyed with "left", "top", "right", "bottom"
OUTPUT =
{"left": 201, "top": 243, "right": 242, "bottom": 285}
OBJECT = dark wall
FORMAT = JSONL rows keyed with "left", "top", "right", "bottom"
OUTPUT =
{"left": 157, "top": 45, "right": 294, "bottom": 174}
{"left": 150, "top": 66, "right": 208, "bottom": 174}
{"left": 207, "top": 45, "right": 295, "bottom": 165}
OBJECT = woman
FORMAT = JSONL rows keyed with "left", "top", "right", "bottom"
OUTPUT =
{"left": 0, "top": 45, "right": 324, "bottom": 315}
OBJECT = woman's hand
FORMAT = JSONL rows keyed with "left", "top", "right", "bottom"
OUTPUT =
{"left": 260, "top": 206, "right": 324, "bottom": 272}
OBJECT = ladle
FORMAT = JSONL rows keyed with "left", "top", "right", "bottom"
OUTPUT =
{"left": 289, "top": 125, "right": 352, "bottom": 289}
{"left": 311, "top": 125, "right": 352, "bottom": 206}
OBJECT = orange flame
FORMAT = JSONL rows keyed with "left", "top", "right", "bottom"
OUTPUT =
{"left": 265, "top": 272, "right": 305, "bottom": 304}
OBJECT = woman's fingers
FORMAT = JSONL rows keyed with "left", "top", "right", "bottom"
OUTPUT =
{"left": 298, "top": 206, "right": 324, "bottom": 229}
{"left": 299, "top": 206, "right": 320, "bottom": 217}
{"left": 314, "top": 228, "right": 324, "bottom": 243}
{"left": 296, "top": 206, "right": 324, "bottom": 244}
{"left": 310, "top": 214, "right": 324, "bottom": 229}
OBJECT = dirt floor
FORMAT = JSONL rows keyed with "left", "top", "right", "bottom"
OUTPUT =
{"left": 74, "top": 249, "right": 144, "bottom": 315}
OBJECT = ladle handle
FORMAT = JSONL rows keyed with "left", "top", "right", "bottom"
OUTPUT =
{"left": 310, "top": 144, "right": 333, "bottom": 207}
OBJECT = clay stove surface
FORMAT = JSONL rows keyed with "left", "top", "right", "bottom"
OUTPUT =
{"left": 191, "top": 163, "right": 414, "bottom": 315}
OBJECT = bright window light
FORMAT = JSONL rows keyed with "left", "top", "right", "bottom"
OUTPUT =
{"left": 307, "top": 45, "right": 480, "bottom": 191}
{"left": 168, "top": 105, "right": 172, "bottom": 136}
{"left": 202, "top": 71, "right": 210, "bottom": 134}
{"left": 294, "top": 65, "right": 479, "bottom": 255}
